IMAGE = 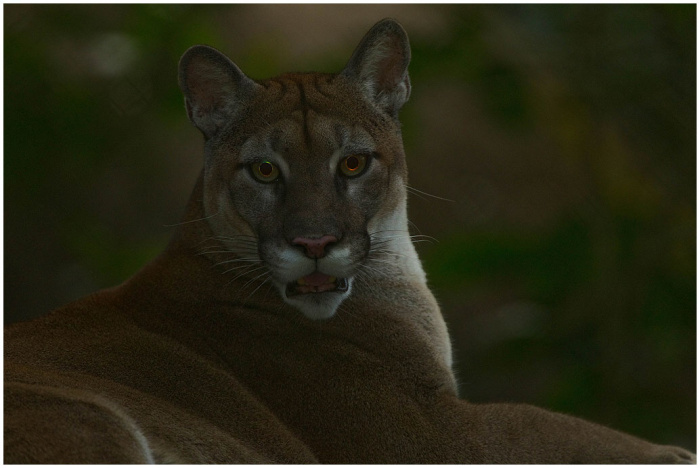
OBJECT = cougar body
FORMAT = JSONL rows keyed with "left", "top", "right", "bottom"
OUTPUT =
{"left": 4, "top": 19, "right": 694, "bottom": 464}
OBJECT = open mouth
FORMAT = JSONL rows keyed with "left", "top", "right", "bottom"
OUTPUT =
{"left": 286, "top": 271, "right": 349, "bottom": 297}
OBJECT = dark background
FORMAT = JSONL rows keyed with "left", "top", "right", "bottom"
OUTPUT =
{"left": 4, "top": 4, "right": 696, "bottom": 450}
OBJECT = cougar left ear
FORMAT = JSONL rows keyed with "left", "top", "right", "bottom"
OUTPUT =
{"left": 178, "top": 45, "right": 259, "bottom": 139}
{"left": 341, "top": 18, "right": 411, "bottom": 117}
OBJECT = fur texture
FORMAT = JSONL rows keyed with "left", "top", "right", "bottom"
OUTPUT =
{"left": 4, "top": 18, "right": 695, "bottom": 464}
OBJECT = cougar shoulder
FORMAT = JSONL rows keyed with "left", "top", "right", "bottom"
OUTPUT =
{"left": 4, "top": 18, "right": 694, "bottom": 464}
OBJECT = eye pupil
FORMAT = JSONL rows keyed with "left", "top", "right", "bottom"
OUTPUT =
{"left": 251, "top": 161, "right": 279, "bottom": 183}
{"left": 346, "top": 156, "right": 359, "bottom": 171}
{"left": 340, "top": 154, "right": 368, "bottom": 177}
{"left": 259, "top": 162, "right": 273, "bottom": 177}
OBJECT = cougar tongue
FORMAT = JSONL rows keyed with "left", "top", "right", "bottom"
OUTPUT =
{"left": 298, "top": 272, "right": 335, "bottom": 287}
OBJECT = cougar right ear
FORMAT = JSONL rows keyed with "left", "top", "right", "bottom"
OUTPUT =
{"left": 178, "top": 45, "right": 258, "bottom": 139}
{"left": 342, "top": 18, "right": 411, "bottom": 117}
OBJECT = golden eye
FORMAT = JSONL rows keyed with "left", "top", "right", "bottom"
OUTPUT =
{"left": 340, "top": 154, "right": 367, "bottom": 177}
{"left": 251, "top": 161, "right": 280, "bottom": 183}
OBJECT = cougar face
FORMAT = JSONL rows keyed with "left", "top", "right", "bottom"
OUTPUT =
{"left": 180, "top": 21, "right": 413, "bottom": 320}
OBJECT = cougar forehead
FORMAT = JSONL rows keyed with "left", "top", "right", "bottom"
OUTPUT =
{"left": 229, "top": 73, "right": 405, "bottom": 167}
{"left": 239, "top": 110, "right": 373, "bottom": 170}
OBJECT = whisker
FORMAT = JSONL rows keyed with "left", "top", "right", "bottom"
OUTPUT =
{"left": 405, "top": 185, "right": 455, "bottom": 203}
{"left": 221, "top": 263, "right": 265, "bottom": 275}
{"left": 411, "top": 238, "right": 438, "bottom": 245}
{"left": 244, "top": 276, "right": 272, "bottom": 301}
{"left": 199, "top": 249, "right": 259, "bottom": 256}
{"left": 368, "top": 229, "right": 409, "bottom": 236}
{"left": 239, "top": 269, "right": 272, "bottom": 292}
{"left": 407, "top": 219, "right": 422, "bottom": 234}
{"left": 163, "top": 211, "right": 220, "bottom": 227}
{"left": 357, "top": 264, "right": 385, "bottom": 278}
{"left": 367, "top": 245, "right": 409, "bottom": 256}
{"left": 262, "top": 281, "right": 276, "bottom": 300}
{"left": 212, "top": 236, "right": 259, "bottom": 243}
{"left": 213, "top": 239, "right": 258, "bottom": 245}
{"left": 225, "top": 265, "right": 268, "bottom": 285}
{"left": 350, "top": 270, "right": 373, "bottom": 292}
{"left": 370, "top": 234, "right": 439, "bottom": 246}
{"left": 365, "top": 256, "right": 406, "bottom": 266}
{"left": 213, "top": 258, "right": 263, "bottom": 267}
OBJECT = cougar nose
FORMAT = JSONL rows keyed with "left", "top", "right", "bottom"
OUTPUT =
{"left": 292, "top": 235, "right": 338, "bottom": 259}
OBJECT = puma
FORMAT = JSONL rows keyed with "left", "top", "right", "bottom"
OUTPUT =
{"left": 4, "top": 19, "right": 695, "bottom": 464}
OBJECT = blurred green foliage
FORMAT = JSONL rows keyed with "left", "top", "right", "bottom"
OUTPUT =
{"left": 4, "top": 4, "right": 695, "bottom": 451}
{"left": 406, "top": 5, "right": 695, "bottom": 449}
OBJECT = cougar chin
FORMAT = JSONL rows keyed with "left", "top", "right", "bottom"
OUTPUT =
{"left": 280, "top": 278, "right": 354, "bottom": 320}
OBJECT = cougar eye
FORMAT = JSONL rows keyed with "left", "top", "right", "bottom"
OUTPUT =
{"left": 251, "top": 161, "right": 280, "bottom": 183}
{"left": 339, "top": 154, "right": 368, "bottom": 177}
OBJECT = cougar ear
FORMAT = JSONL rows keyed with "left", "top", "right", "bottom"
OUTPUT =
{"left": 342, "top": 18, "right": 411, "bottom": 117}
{"left": 178, "top": 45, "right": 258, "bottom": 139}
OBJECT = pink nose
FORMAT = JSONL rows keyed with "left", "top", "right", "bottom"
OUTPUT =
{"left": 292, "top": 235, "right": 338, "bottom": 259}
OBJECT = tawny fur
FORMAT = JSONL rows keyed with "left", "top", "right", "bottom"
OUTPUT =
{"left": 4, "top": 18, "right": 694, "bottom": 464}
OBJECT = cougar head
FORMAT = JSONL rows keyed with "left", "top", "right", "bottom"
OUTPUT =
{"left": 178, "top": 19, "right": 413, "bottom": 320}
